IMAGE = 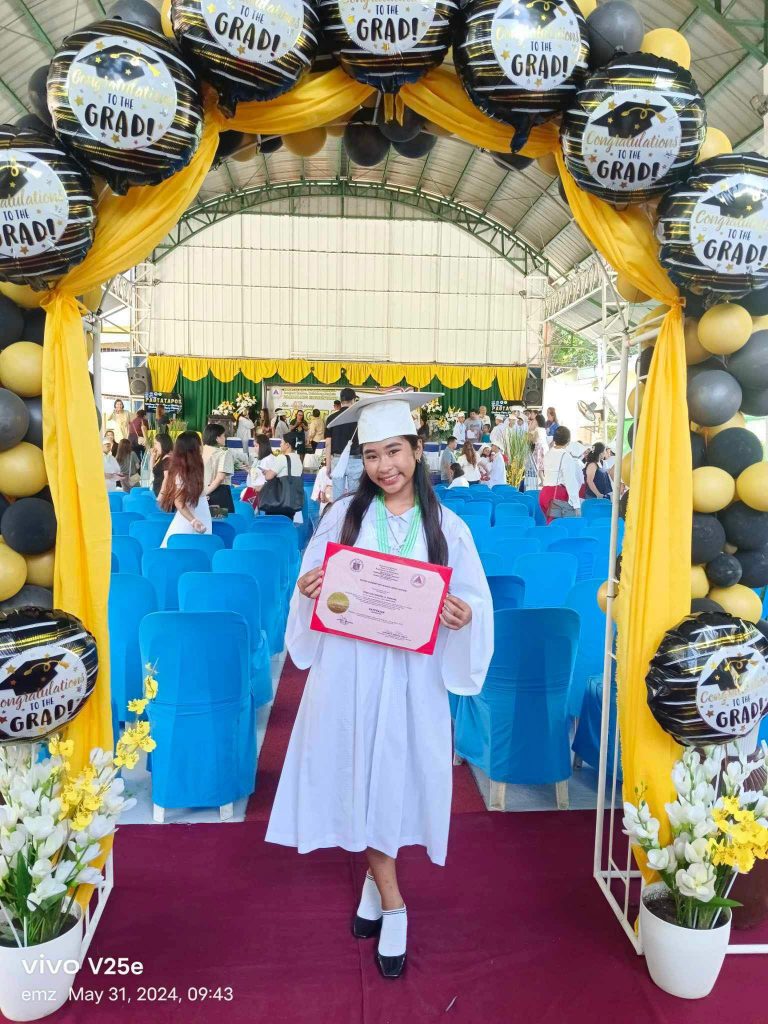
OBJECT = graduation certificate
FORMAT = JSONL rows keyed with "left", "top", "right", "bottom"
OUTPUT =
{"left": 311, "top": 543, "right": 452, "bottom": 655}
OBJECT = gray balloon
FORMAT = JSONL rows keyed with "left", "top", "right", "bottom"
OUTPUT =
{"left": 0, "top": 585, "right": 53, "bottom": 611}
{"left": 586, "top": 1, "right": 645, "bottom": 68}
{"left": 23, "top": 397, "right": 42, "bottom": 448}
{"left": 727, "top": 330, "right": 768, "bottom": 390}
{"left": 741, "top": 386, "right": 768, "bottom": 417}
{"left": 0, "top": 389, "right": 29, "bottom": 451}
{"left": 687, "top": 369, "right": 742, "bottom": 427}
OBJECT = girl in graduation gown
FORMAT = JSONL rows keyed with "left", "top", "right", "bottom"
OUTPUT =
{"left": 266, "top": 393, "right": 493, "bottom": 979}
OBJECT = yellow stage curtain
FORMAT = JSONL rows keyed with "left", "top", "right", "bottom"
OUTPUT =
{"left": 148, "top": 356, "right": 528, "bottom": 399}
{"left": 228, "top": 68, "right": 373, "bottom": 133}
{"left": 557, "top": 154, "right": 688, "bottom": 859}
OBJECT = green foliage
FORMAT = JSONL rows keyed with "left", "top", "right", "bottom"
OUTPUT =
{"left": 550, "top": 325, "right": 598, "bottom": 370}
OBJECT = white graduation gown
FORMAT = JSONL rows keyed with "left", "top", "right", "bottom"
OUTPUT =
{"left": 265, "top": 497, "right": 493, "bottom": 866}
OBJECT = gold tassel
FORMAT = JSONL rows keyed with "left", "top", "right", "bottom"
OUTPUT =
{"left": 395, "top": 93, "right": 405, "bottom": 125}
{"left": 383, "top": 93, "right": 394, "bottom": 123}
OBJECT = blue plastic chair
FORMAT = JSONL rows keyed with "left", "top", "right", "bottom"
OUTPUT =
{"left": 210, "top": 520, "right": 236, "bottom": 547}
{"left": 486, "top": 573, "right": 525, "bottom": 610}
{"left": 235, "top": 530, "right": 299, "bottom": 580}
{"left": 213, "top": 548, "right": 284, "bottom": 654}
{"left": 111, "top": 511, "right": 145, "bottom": 536}
{"left": 109, "top": 573, "right": 158, "bottom": 724}
{"left": 441, "top": 490, "right": 471, "bottom": 503}
{"left": 467, "top": 485, "right": 492, "bottom": 499}
{"left": 572, "top": 667, "right": 621, "bottom": 779}
{"left": 487, "top": 522, "right": 536, "bottom": 541}
{"left": 547, "top": 518, "right": 585, "bottom": 537}
{"left": 513, "top": 552, "right": 579, "bottom": 608}
{"left": 140, "top": 611, "right": 256, "bottom": 816}
{"left": 231, "top": 501, "right": 255, "bottom": 519}
{"left": 527, "top": 525, "right": 563, "bottom": 550}
{"left": 111, "top": 554, "right": 119, "bottom": 573}
{"left": 454, "top": 608, "right": 579, "bottom": 807}
{"left": 479, "top": 551, "right": 506, "bottom": 575}
{"left": 494, "top": 503, "right": 530, "bottom": 523}
{"left": 492, "top": 491, "right": 528, "bottom": 505}
{"left": 108, "top": 491, "right": 124, "bottom": 513}
{"left": 548, "top": 537, "right": 599, "bottom": 582}
{"left": 459, "top": 502, "right": 493, "bottom": 526}
{"left": 564, "top": 579, "right": 608, "bottom": 720}
{"left": 142, "top": 548, "right": 210, "bottom": 610}
{"left": 581, "top": 499, "right": 612, "bottom": 520}
{"left": 167, "top": 533, "right": 225, "bottom": 565}
{"left": 129, "top": 518, "right": 171, "bottom": 553}
{"left": 111, "top": 535, "right": 143, "bottom": 575}
{"left": 123, "top": 490, "right": 159, "bottom": 515}
{"left": 178, "top": 572, "right": 272, "bottom": 707}
{"left": 481, "top": 536, "right": 542, "bottom": 564}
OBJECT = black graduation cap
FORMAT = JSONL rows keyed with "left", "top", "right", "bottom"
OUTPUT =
{"left": 524, "top": 0, "right": 561, "bottom": 26}
{"left": 77, "top": 44, "right": 162, "bottom": 82}
{"left": 700, "top": 655, "right": 751, "bottom": 693}
{"left": 0, "top": 158, "right": 30, "bottom": 201}
{"left": 591, "top": 100, "right": 668, "bottom": 140}
{"left": 703, "top": 186, "right": 767, "bottom": 220}
{"left": 4, "top": 654, "right": 68, "bottom": 697}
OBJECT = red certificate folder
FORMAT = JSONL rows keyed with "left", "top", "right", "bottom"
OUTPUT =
{"left": 310, "top": 543, "right": 452, "bottom": 655}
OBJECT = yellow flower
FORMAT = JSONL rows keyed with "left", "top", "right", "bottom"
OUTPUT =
{"left": 144, "top": 677, "right": 158, "bottom": 700}
{"left": 721, "top": 796, "right": 740, "bottom": 815}
{"left": 48, "top": 736, "right": 75, "bottom": 759}
{"left": 71, "top": 811, "right": 94, "bottom": 832}
{"left": 127, "top": 698, "right": 148, "bottom": 715}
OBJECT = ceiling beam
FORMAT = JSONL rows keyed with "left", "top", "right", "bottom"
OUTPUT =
{"left": 688, "top": 0, "right": 767, "bottom": 64}
{"left": 0, "top": 76, "right": 28, "bottom": 115}
{"left": 11, "top": 0, "right": 54, "bottom": 51}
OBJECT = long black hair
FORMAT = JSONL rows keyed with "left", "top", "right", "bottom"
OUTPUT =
{"left": 338, "top": 437, "right": 448, "bottom": 566}
{"left": 585, "top": 442, "right": 605, "bottom": 466}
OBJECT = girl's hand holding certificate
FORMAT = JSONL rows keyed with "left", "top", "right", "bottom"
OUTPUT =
{"left": 298, "top": 567, "right": 325, "bottom": 599}
{"left": 439, "top": 595, "right": 472, "bottom": 631}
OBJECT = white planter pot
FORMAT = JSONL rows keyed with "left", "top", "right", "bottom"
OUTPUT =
{"left": 640, "top": 882, "right": 731, "bottom": 1000}
{"left": 0, "top": 907, "right": 83, "bottom": 1022}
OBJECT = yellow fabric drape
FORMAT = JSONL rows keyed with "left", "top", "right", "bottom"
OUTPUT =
{"left": 147, "top": 356, "right": 528, "bottom": 399}
{"left": 557, "top": 153, "right": 689, "bottom": 859}
{"left": 228, "top": 68, "right": 373, "bottom": 133}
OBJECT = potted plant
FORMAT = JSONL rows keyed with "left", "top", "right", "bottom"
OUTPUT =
{"left": 501, "top": 430, "right": 530, "bottom": 487}
{"left": 624, "top": 744, "right": 768, "bottom": 1000}
{"left": 0, "top": 670, "right": 157, "bottom": 1021}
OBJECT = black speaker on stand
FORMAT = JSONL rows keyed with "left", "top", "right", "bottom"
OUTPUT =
{"left": 523, "top": 372, "right": 543, "bottom": 408}
{"left": 127, "top": 365, "right": 152, "bottom": 397}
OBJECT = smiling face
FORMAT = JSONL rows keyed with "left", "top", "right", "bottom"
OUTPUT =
{"left": 114, "top": 400, "right": 124, "bottom": 413}
{"left": 362, "top": 436, "right": 419, "bottom": 498}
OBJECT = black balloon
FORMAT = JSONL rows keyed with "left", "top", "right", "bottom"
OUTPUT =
{"left": 22, "top": 308, "right": 45, "bottom": 345}
{"left": 0, "top": 389, "right": 30, "bottom": 452}
{"left": 626, "top": 420, "right": 635, "bottom": 448}
{"left": 737, "top": 547, "right": 768, "bottom": 588}
{"left": 692, "top": 512, "right": 726, "bottom": 564}
{"left": 214, "top": 130, "right": 245, "bottom": 166}
{"left": 740, "top": 386, "right": 768, "bottom": 417}
{"left": 381, "top": 110, "right": 425, "bottom": 143}
{"left": 1, "top": 498, "right": 57, "bottom": 555}
{"left": 561, "top": 54, "right": 705, "bottom": 205}
{"left": 687, "top": 368, "right": 742, "bottom": 427}
{"left": 259, "top": 136, "right": 283, "bottom": 154}
{"left": 391, "top": 132, "right": 437, "bottom": 159}
{"left": 691, "top": 430, "right": 706, "bottom": 469}
{"left": 343, "top": 121, "right": 389, "bottom": 166}
{"left": 171, "top": 0, "right": 320, "bottom": 112}
{"left": 0, "top": 296, "right": 24, "bottom": 350}
{"left": 585, "top": 0, "right": 643, "bottom": 68}
{"left": 727, "top": 330, "right": 768, "bottom": 390}
{"left": 320, "top": 0, "right": 455, "bottom": 93}
{"left": 48, "top": 19, "right": 203, "bottom": 194}
{"left": 658, "top": 153, "right": 768, "bottom": 299}
{"left": 636, "top": 347, "right": 653, "bottom": 380}
{"left": 107, "top": 0, "right": 163, "bottom": 31}
{"left": 27, "top": 66, "right": 53, "bottom": 127}
{"left": 757, "top": 619, "right": 768, "bottom": 642}
{"left": 692, "top": 597, "right": 724, "bottom": 614}
{"left": 706, "top": 553, "right": 742, "bottom": 588}
{"left": 0, "top": 585, "right": 52, "bottom": 612}
{"left": 0, "top": 125, "right": 96, "bottom": 287}
{"left": 14, "top": 114, "right": 52, "bottom": 135}
{"left": 0, "top": 607, "right": 97, "bottom": 741}
{"left": 706, "top": 427, "right": 763, "bottom": 477}
{"left": 619, "top": 489, "right": 629, "bottom": 520}
{"left": 23, "top": 396, "right": 42, "bottom": 449}
{"left": 720, "top": 501, "right": 768, "bottom": 551}
{"left": 681, "top": 288, "right": 707, "bottom": 318}
{"left": 646, "top": 612, "right": 768, "bottom": 745}
{"left": 491, "top": 152, "right": 534, "bottom": 172}
{"left": 454, "top": 0, "right": 589, "bottom": 148}
{"left": 738, "top": 285, "right": 768, "bottom": 317}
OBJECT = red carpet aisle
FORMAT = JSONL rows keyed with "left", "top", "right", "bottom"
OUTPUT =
{"left": 51, "top": 663, "right": 768, "bottom": 1024}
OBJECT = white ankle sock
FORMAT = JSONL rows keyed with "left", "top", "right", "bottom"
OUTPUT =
{"left": 378, "top": 906, "right": 407, "bottom": 957}
{"left": 356, "top": 872, "right": 382, "bottom": 922}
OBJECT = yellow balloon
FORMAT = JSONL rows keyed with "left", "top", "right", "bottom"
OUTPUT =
{"left": 703, "top": 411, "right": 745, "bottom": 439}
{"left": 80, "top": 286, "right": 103, "bottom": 313}
{"left": 752, "top": 315, "right": 768, "bottom": 332}
{"left": 324, "top": 122, "right": 347, "bottom": 137}
{"left": 633, "top": 304, "right": 668, "bottom": 346}
{"left": 283, "top": 128, "right": 327, "bottom": 157}
{"left": 691, "top": 565, "right": 709, "bottom": 600}
{"left": 0, "top": 282, "right": 45, "bottom": 310}
{"left": 626, "top": 382, "right": 644, "bottom": 417}
{"left": 597, "top": 579, "right": 610, "bottom": 612}
{"left": 621, "top": 451, "right": 633, "bottom": 485}
{"left": 698, "top": 303, "right": 752, "bottom": 355}
{"left": 692, "top": 466, "right": 735, "bottom": 514}
{"left": 85, "top": 330, "right": 94, "bottom": 360}
{"left": 0, "top": 443, "right": 47, "bottom": 497}
{"left": 424, "top": 121, "right": 453, "bottom": 138}
{"left": 616, "top": 274, "right": 650, "bottom": 304}
{"left": 641, "top": 28, "right": 691, "bottom": 69}
{"left": 161, "top": 0, "right": 174, "bottom": 38}
{"left": 536, "top": 152, "right": 559, "bottom": 177}
{"left": 684, "top": 318, "right": 710, "bottom": 365}
{"left": 25, "top": 549, "right": 54, "bottom": 588}
{"left": 0, "top": 545, "right": 27, "bottom": 601}
{"left": 737, "top": 462, "right": 768, "bottom": 512}
{"left": 709, "top": 584, "right": 763, "bottom": 624}
{"left": 0, "top": 342, "right": 43, "bottom": 398}
{"left": 696, "top": 127, "right": 732, "bottom": 163}
{"left": 576, "top": 0, "right": 597, "bottom": 14}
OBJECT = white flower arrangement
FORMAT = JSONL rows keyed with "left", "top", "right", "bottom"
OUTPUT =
{"left": 211, "top": 400, "right": 235, "bottom": 418}
{"left": 624, "top": 745, "right": 768, "bottom": 929}
{"left": 234, "top": 392, "right": 257, "bottom": 417}
{"left": 423, "top": 398, "right": 442, "bottom": 416}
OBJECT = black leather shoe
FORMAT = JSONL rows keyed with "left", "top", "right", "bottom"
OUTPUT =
{"left": 352, "top": 914, "right": 382, "bottom": 939}
{"left": 376, "top": 951, "right": 406, "bottom": 979}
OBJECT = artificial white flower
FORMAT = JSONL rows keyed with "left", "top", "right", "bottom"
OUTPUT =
{"left": 0, "top": 858, "right": 9, "bottom": 884}
{"left": 89, "top": 748, "right": 113, "bottom": 771}
{"left": 27, "top": 876, "right": 67, "bottom": 910}
{"left": 53, "top": 859, "right": 77, "bottom": 885}
{"left": 22, "top": 814, "right": 55, "bottom": 841}
{"left": 673, "top": 832, "right": 692, "bottom": 862}
{"left": 665, "top": 800, "right": 689, "bottom": 831}
{"left": 0, "top": 805, "right": 18, "bottom": 829}
{"left": 0, "top": 828, "right": 27, "bottom": 859}
{"left": 647, "top": 845, "right": 677, "bottom": 873}
{"left": 684, "top": 837, "right": 712, "bottom": 864}
{"left": 30, "top": 858, "right": 53, "bottom": 882}
{"left": 676, "top": 862, "right": 716, "bottom": 902}
{"left": 75, "top": 867, "right": 103, "bottom": 886}
{"left": 81, "top": 815, "right": 113, "bottom": 843}
{"left": 39, "top": 823, "right": 67, "bottom": 859}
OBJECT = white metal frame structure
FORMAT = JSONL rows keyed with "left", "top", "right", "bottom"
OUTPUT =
{"left": 79, "top": 852, "right": 114, "bottom": 959}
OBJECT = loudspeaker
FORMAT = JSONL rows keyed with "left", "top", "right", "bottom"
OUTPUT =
{"left": 523, "top": 373, "right": 543, "bottom": 407}
{"left": 127, "top": 366, "right": 152, "bottom": 396}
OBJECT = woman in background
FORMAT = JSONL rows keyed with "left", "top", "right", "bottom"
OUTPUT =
{"left": 128, "top": 408, "right": 149, "bottom": 456}
{"left": 103, "top": 429, "right": 118, "bottom": 458}
{"left": 150, "top": 432, "right": 174, "bottom": 498}
{"left": 106, "top": 399, "right": 130, "bottom": 443}
{"left": 103, "top": 440, "right": 121, "bottom": 492}
{"left": 202, "top": 423, "right": 236, "bottom": 512}
{"left": 241, "top": 434, "right": 272, "bottom": 510}
{"left": 116, "top": 439, "right": 140, "bottom": 491}
{"left": 477, "top": 445, "right": 492, "bottom": 483}
{"left": 447, "top": 462, "right": 469, "bottom": 489}
{"left": 291, "top": 409, "right": 307, "bottom": 459}
{"left": 236, "top": 407, "right": 256, "bottom": 463}
{"left": 160, "top": 431, "right": 211, "bottom": 545}
{"left": 583, "top": 442, "right": 612, "bottom": 500}
{"left": 457, "top": 440, "right": 481, "bottom": 484}
{"left": 258, "top": 408, "right": 272, "bottom": 438}
{"left": 545, "top": 407, "right": 559, "bottom": 445}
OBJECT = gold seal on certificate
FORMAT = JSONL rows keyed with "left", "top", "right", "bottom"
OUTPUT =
{"left": 311, "top": 543, "right": 452, "bottom": 654}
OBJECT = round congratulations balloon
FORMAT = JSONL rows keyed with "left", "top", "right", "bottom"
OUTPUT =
{"left": 170, "top": 0, "right": 320, "bottom": 113}
{"left": 454, "top": 0, "right": 590, "bottom": 146}
{"left": 0, "top": 606, "right": 98, "bottom": 742}
{"left": 646, "top": 612, "right": 768, "bottom": 746}
{"left": 657, "top": 152, "right": 768, "bottom": 299}
{"left": 318, "top": 0, "right": 456, "bottom": 93}
{"left": 561, "top": 53, "right": 706, "bottom": 205}
{"left": 0, "top": 125, "right": 95, "bottom": 288}
{"left": 47, "top": 18, "right": 203, "bottom": 194}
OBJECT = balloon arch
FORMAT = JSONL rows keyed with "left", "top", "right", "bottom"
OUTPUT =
{"left": 0, "top": 0, "right": 766, "bottom": 893}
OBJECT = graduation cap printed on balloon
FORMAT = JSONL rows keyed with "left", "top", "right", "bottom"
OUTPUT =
{"left": 47, "top": 19, "right": 203, "bottom": 194}
{"left": 561, "top": 54, "right": 706, "bottom": 205}
{"left": 646, "top": 612, "right": 768, "bottom": 746}
{"left": 318, "top": 0, "right": 456, "bottom": 94}
{"left": 454, "top": 0, "right": 589, "bottom": 149}
{"left": 658, "top": 152, "right": 768, "bottom": 299}
{"left": 0, "top": 126, "right": 95, "bottom": 288}
{"left": 170, "top": 0, "right": 320, "bottom": 114}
